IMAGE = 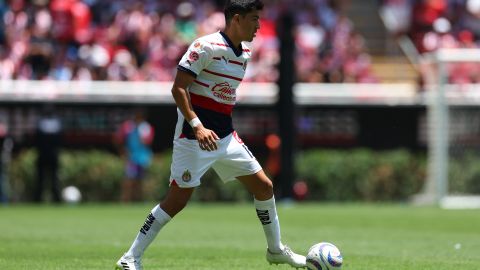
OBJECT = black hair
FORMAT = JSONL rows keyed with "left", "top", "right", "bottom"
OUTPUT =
{"left": 224, "top": 0, "right": 264, "bottom": 24}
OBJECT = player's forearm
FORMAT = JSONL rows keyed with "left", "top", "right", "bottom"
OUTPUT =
{"left": 171, "top": 85, "right": 198, "bottom": 122}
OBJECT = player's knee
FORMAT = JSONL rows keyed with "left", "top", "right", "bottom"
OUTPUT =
{"left": 255, "top": 178, "right": 273, "bottom": 199}
{"left": 161, "top": 199, "right": 188, "bottom": 217}
{"left": 263, "top": 178, "right": 273, "bottom": 191}
{"left": 161, "top": 194, "right": 191, "bottom": 217}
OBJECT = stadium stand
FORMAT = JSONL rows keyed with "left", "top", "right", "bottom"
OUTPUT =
{"left": 0, "top": 0, "right": 379, "bottom": 83}
{"left": 380, "top": 0, "right": 480, "bottom": 85}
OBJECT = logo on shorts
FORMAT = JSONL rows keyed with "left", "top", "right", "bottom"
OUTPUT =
{"left": 182, "top": 169, "right": 192, "bottom": 182}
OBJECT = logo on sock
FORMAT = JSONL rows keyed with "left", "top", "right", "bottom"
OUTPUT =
{"left": 139, "top": 213, "right": 156, "bottom": 235}
{"left": 256, "top": 209, "right": 271, "bottom": 225}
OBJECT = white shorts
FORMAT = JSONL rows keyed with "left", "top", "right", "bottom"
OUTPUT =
{"left": 169, "top": 131, "right": 262, "bottom": 188}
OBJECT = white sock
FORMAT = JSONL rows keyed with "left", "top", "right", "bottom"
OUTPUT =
{"left": 254, "top": 196, "right": 284, "bottom": 253}
{"left": 126, "top": 204, "right": 171, "bottom": 258}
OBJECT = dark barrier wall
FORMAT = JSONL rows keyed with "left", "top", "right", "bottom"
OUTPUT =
{"left": 237, "top": 105, "right": 424, "bottom": 151}
{"left": 0, "top": 103, "right": 425, "bottom": 153}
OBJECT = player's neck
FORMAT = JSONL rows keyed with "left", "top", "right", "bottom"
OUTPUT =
{"left": 222, "top": 28, "right": 242, "bottom": 50}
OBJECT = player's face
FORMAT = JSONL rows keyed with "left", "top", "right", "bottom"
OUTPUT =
{"left": 238, "top": 10, "right": 260, "bottom": 42}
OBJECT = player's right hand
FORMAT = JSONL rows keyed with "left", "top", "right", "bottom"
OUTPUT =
{"left": 193, "top": 125, "right": 219, "bottom": 151}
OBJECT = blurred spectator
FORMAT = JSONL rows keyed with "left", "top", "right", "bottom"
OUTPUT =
{"left": 0, "top": 120, "right": 10, "bottom": 203}
{"left": 114, "top": 109, "right": 154, "bottom": 202}
{"left": 456, "top": 0, "right": 480, "bottom": 40}
{"left": 34, "top": 104, "right": 63, "bottom": 203}
{"left": 380, "top": 0, "right": 412, "bottom": 37}
{"left": 24, "top": 7, "right": 54, "bottom": 80}
{"left": 0, "top": 122, "right": 5, "bottom": 203}
{"left": 409, "top": 0, "right": 448, "bottom": 52}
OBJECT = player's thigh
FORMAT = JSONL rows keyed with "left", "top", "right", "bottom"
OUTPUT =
{"left": 213, "top": 133, "right": 262, "bottom": 184}
{"left": 170, "top": 138, "right": 218, "bottom": 188}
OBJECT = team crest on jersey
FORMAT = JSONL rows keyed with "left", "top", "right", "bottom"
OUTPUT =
{"left": 182, "top": 169, "right": 192, "bottom": 182}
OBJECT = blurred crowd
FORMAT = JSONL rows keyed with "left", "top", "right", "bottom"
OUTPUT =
{"left": 0, "top": 0, "right": 376, "bottom": 83}
{"left": 381, "top": 0, "right": 480, "bottom": 83}
{"left": 293, "top": 0, "right": 377, "bottom": 83}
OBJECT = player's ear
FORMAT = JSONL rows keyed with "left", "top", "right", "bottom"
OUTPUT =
{"left": 232, "top": 13, "right": 241, "bottom": 25}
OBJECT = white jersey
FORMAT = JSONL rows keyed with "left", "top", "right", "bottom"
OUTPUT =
{"left": 176, "top": 31, "right": 252, "bottom": 139}
{"left": 171, "top": 32, "right": 261, "bottom": 188}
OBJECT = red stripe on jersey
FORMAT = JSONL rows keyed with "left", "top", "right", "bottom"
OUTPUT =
{"left": 190, "top": 92, "right": 233, "bottom": 115}
{"left": 210, "top": 42, "right": 229, "bottom": 47}
{"left": 193, "top": 80, "right": 209, "bottom": 88}
{"left": 213, "top": 57, "right": 221, "bottom": 60}
{"left": 204, "top": 69, "right": 243, "bottom": 81}
{"left": 229, "top": 60, "right": 243, "bottom": 66}
{"left": 243, "top": 49, "right": 250, "bottom": 52}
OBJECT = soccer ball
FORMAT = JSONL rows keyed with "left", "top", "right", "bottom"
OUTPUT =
{"left": 61, "top": 186, "right": 82, "bottom": 203}
{"left": 306, "top": 242, "right": 343, "bottom": 270}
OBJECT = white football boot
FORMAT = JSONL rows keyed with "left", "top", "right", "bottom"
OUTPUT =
{"left": 115, "top": 254, "right": 143, "bottom": 270}
{"left": 266, "top": 245, "right": 307, "bottom": 269}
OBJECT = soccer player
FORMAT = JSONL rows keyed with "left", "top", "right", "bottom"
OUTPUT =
{"left": 115, "top": 0, "right": 306, "bottom": 269}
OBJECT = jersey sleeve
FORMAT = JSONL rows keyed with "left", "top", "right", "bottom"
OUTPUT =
{"left": 177, "top": 39, "right": 214, "bottom": 77}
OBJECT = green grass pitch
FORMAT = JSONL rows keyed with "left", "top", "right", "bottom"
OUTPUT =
{"left": 0, "top": 203, "right": 479, "bottom": 269}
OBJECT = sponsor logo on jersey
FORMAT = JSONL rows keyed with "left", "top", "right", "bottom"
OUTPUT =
{"left": 139, "top": 213, "right": 156, "bottom": 235}
{"left": 212, "top": 82, "right": 236, "bottom": 102}
{"left": 194, "top": 41, "right": 201, "bottom": 48}
{"left": 182, "top": 169, "right": 192, "bottom": 182}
